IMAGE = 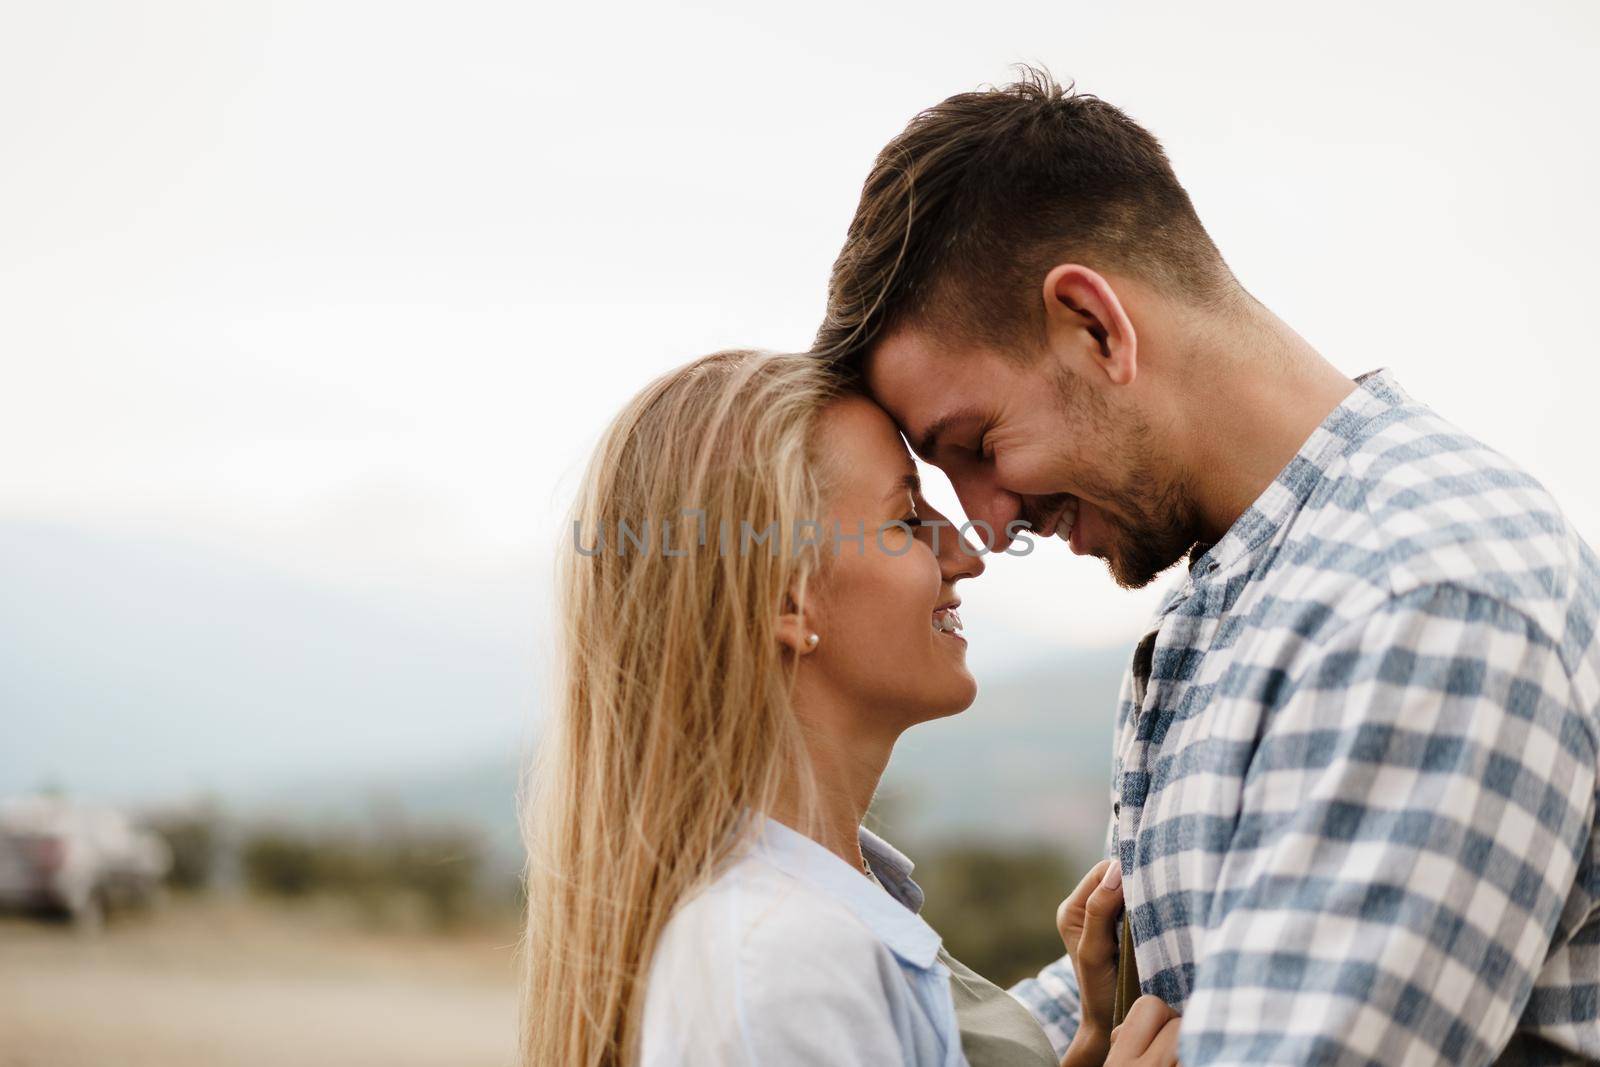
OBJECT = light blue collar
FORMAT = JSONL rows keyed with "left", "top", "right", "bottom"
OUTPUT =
{"left": 750, "top": 815, "right": 943, "bottom": 970}
{"left": 859, "top": 824, "right": 926, "bottom": 912}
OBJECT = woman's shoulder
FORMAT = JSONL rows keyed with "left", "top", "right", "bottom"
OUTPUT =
{"left": 657, "top": 847, "right": 894, "bottom": 972}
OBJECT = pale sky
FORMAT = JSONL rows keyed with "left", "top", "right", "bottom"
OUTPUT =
{"left": 3, "top": 1, "right": 1597, "bottom": 794}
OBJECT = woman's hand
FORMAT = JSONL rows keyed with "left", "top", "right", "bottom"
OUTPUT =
{"left": 1105, "top": 995, "right": 1180, "bottom": 1067}
{"left": 1057, "top": 859, "right": 1126, "bottom": 1067}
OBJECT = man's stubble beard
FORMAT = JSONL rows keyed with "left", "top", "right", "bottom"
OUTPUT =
{"left": 1053, "top": 367, "right": 1204, "bottom": 590}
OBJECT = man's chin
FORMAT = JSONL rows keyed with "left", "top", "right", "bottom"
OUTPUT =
{"left": 1107, "top": 560, "right": 1159, "bottom": 591}
{"left": 1103, "top": 540, "right": 1187, "bottom": 591}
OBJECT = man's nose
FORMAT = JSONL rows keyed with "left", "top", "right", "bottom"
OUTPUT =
{"left": 950, "top": 476, "right": 1024, "bottom": 551}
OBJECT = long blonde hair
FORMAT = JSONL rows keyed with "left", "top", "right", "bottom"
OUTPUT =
{"left": 520, "top": 350, "right": 846, "bottom": 1066}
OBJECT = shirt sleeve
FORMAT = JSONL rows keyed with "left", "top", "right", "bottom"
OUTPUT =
{"left": 1180, "top": 582, "right": 1596, "bottom": 1067}
{"left": 1009, "top": 955, "right": 1083, "bottom": 1057}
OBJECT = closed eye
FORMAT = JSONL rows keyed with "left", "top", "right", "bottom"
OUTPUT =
{"left": 975, "top": 419, "right": 999, "bottom": 463}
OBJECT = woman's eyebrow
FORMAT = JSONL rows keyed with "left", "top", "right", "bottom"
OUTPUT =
{"left": 881, "top": 471, "right": 921, "bottom": 504}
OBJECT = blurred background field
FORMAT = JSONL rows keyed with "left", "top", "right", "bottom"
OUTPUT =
{"left": 1, "top": 638, "right": 1127, "bottom": 1065}
{"left": 0, "top": 896, "right": 516, "bottom": 1067}
{"left": 0, "top": 824, "right": 1096, "bottom": 1067}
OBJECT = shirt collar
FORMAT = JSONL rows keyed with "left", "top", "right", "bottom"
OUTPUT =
{"left": 859, "top": 824, "right": 926, "bottom": 912}
{"left": 749, "top": 815, "right": 942, "bottom": 969}
{"left": 1183, "top": 367, "right": 1413, "bottom": 588}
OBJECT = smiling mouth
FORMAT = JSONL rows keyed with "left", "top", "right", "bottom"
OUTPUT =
{"left": 932, "top": 606, "right": 963, "bottom": 634}
{"left": 1037, "top": 496, "right": 1080, "bottom": 542}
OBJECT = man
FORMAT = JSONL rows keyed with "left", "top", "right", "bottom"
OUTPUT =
{"left": 814, "top": 68, "right": 1599, "bottom": 1066}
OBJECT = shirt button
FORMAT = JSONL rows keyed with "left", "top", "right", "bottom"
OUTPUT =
{"left": 1113, "top": 802, "right": 1121, "bottom": 817}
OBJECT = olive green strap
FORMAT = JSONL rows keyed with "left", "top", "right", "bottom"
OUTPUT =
{"left": 1111, "top": 910, "right": 1140, "bottom": 1027}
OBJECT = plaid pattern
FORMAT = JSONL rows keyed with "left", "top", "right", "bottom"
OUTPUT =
{"left": 1011, "top": 369, "right": 1600, "bottom": 1065}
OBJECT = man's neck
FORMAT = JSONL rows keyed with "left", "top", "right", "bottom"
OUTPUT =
{"left": 1174, "top": 306, "right": 1358, "bottom": 544}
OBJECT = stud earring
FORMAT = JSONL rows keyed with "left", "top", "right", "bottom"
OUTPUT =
{"left": 805, "top": 632, "right": 819, "bottom": 649}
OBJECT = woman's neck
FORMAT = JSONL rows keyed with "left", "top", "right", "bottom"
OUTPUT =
{"left": 774, "top": 691, "right": 898, "bottom": 875}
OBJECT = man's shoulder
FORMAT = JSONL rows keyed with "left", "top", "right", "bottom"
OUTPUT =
{"left": 1286, "top": 399, "right": 1598, "bottom": 659}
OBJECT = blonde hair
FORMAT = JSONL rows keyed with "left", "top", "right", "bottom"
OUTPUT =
{"left": 519, "top": 350, "right": 848, "bottom": 1066}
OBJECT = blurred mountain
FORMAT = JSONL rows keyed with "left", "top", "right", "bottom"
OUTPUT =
{"left": 876, "top": 648, "right": 1127, "bottom": 855}
{"left": 0, "top": 517, "right": 537, "bottom": 799}
{"left": 250, "top": 647, "right": 1131, "bottom": 878}
{"left": 1, "top": 515, "right": 1132, "bottom": 869}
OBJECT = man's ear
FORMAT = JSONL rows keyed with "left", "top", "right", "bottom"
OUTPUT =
{"left": 1040, "top": 264, "right": 1138, "bottom": 387}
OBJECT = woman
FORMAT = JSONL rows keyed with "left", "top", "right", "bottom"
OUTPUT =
{"left": 521, "top": 350, "right": 1172, "bottom": 1066}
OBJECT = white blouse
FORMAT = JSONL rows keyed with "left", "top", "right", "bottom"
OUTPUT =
{"left": 638, "top": 817, "right": 968, "bottom": 1066}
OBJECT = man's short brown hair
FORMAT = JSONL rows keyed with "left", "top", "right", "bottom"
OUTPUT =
{"left": 814, "top": 66, "right": 1237, "bottom": 369}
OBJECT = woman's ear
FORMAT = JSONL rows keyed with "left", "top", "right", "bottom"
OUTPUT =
{"left": 1040, "top": 264, "right": 1138, "bottom": 388}
{"left": 776, "top": 590, "right": 821, "bottom": 656}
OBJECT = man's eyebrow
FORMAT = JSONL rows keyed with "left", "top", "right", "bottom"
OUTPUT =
{"left": 910, "top": 407, "right": 983, "bottom": 461}
{"left": 882, "top": 471, "right": 921, "bottom": 504}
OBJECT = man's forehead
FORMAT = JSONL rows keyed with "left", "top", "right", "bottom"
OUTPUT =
{"left": 863, "top": 330, "right": 952, "bottom": 419}
{"left": 863, "top": 329, "right": 983, "bottom": 441}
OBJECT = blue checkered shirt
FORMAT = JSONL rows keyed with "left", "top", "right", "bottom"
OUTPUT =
{"left": 1011, "top": 369, "right": 1600, "bottom": 1065}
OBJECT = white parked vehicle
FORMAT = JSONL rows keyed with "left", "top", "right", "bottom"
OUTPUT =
{"left": 0, "top": 796, "right": 170, "bottom": 927}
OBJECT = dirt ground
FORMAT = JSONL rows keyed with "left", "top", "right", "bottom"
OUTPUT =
{"left": 0, "top": 897, "right": 519, "bottom": 1067}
